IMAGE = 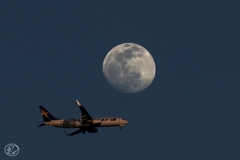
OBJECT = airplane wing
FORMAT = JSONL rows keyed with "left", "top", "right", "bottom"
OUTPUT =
{"left": 76, "top": 100, "right": 92, "bottom": 124}
{"left": 64, "top": 128, "right": 83, "bottom": 136}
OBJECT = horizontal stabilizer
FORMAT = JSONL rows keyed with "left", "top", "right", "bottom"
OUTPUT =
{"left": 38, "top": 123, "right": 45, "bottom": 127}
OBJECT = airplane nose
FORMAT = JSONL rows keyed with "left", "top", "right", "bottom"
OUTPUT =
{"left": 125, "top": 120, "right": 129, "bottom": 125}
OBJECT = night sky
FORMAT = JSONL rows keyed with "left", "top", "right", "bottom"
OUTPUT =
{"left": 1, "top": 1, "right": 240, "bottom": 160}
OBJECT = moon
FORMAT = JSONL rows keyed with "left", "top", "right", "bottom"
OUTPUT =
{"left": 102, "top": 43, "right": 156, "bottom": 93}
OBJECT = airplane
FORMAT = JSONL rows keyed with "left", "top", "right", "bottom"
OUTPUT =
{"left": 38, "top": 100, "right": 129, "bottom": 136}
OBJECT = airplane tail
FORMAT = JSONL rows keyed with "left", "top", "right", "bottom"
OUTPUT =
{"left": 38, "top": 106, "right": 58, "bottom": 127}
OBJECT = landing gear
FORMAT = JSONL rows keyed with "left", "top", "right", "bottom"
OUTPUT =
{"left": 119, "top": 125, "right": 124, "bottom": 130}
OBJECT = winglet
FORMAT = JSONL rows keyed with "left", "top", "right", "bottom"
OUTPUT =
{"left": 64, "top": 131, "right": 70, "bottom": 136}
{"left": 76, "top": 100, "right": 82, "bottom": 106}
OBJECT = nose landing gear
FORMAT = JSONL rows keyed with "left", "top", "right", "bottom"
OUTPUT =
{"left": 119, "top": 124, "right": 124, "bottom": 130}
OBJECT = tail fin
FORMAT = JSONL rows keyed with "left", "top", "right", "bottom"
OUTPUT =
{"left": 39, "top": 106, "right": 58, "bottom": 122}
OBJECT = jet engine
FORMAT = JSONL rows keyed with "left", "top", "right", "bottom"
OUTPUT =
{"left": 87, "top": 128, "right": 98, "bottom": 133}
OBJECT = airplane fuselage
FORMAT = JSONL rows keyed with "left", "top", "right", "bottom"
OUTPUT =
{"left": 44, "top": 117, "right": 128, "bottom": 128}
{"left": 38, "top": 100, "right": 129, "bottom": 135}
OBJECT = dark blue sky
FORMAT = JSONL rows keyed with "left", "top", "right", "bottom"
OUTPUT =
{"left": 1, "top": 1, "right": 240, "bottom": 160}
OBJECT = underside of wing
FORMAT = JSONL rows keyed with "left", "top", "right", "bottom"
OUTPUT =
{"left": 64, "top": 127, "right": 98, "bottom": 136}
{"left": 64, "top": 128, "right": 83, "bottom": 136}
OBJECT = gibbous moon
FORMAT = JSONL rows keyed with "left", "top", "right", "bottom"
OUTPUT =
{"left": 102, "top": 43, "right": 156, "bottom": 93}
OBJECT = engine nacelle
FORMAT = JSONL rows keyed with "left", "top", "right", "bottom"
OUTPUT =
{"left": 87, "top": 128, "right": 98, "bottom": 133}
